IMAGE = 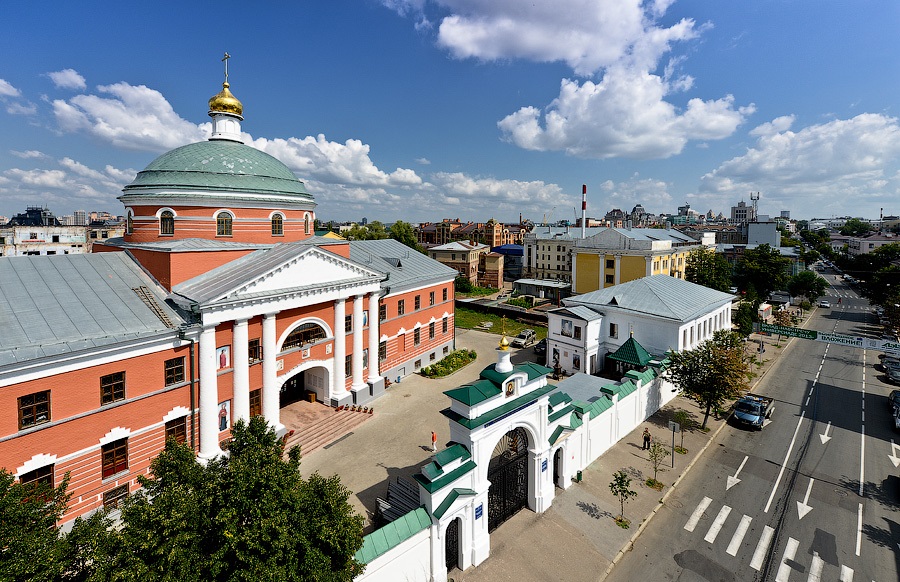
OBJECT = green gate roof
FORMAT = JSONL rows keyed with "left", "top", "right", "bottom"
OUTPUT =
{"left": 606, "top": 337, "right": 653, "bottom": 367}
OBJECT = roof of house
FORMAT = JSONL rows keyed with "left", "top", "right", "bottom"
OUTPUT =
{"left": 0, "top": 253, "right": 186, "bottom": 366}
{"left": 606, "top": 336, "right": 654, "bottom": 366}
{"left": 430, "top": 240, "right": 489, "bottom": 251}
{"left": 348, "top": 239, "right": 459, "bottom": 293}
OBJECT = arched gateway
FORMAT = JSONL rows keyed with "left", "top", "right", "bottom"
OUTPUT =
{"left": 487, "top": 427, "right": 530, "bottom": 531}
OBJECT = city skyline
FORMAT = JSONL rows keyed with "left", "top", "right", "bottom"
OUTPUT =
{"left": 2, "top": 1, "right": 899, "bottom": 224}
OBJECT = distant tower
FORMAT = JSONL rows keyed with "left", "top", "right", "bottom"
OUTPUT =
{"left": 750, "top": 192, "right": 760, "bottom": 223}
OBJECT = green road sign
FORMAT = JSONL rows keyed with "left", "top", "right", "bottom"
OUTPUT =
{"left": 759, "top": 323, "right": 817, "bottom": 340}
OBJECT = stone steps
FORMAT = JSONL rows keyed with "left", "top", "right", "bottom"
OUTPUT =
{"left": 283, "top": 407, "right": 374, "bottom": 458}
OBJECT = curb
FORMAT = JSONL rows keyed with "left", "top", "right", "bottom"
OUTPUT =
{"left": 598, "top": 410, "right": 729, "bottom": 580}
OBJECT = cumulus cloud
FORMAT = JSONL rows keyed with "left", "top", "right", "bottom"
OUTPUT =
{"left": 10, "top": 150, "right": 47, "bottom": 159}
{"left": 596, "top": 174, "right": 672, "bottom": 213}
{"left": 47, "top": 69, "right": 87, "bottom": 90}
{"left": 52, "top": 82, "right": 207, "bottom": 151}
{"left": 698, "top": 113, "right": 900, "bottom": 212}
{"left": 0, "top": 78, "right": 21, "bottom": 97}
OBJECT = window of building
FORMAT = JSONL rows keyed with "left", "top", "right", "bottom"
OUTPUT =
{"left": 574, "top": 326, "right": 582, "bottom": 340}
{"left": 89, "top": 231, "right": 98, "bottom": 240}
{"left": 362, "top": 349, "right": 369, "bottom": 369}
{"left": 414, "top": 295, "right": 421, "bottom": 310}
{"left": 160, "top": 211, "right": 174, "bottom": 236}
{"left": 414, "top": 328, "right": 421, "bottom": 346}
{"left": 345, "top": 315, "right": 352, "bottom": 333}
{"left": 304, "top": 214, "right": 311, "bottom": 235}
{"left": 282, "top": 323, "right": 326, "bottom": 350}
{"left": 606, "top": 259, "right": 614, "bottom": 269}
{"left": 345, "top": 354, "right": 352, "bottom": 378}
{"left": 101, "top": 438, "right": 128, "bottom": 479}
{"left": 430, "top": 352, "right": 436, "bottom": 361}
{"left": 52, "top": 235, "right": 60, "bottom": 243}
{"left": 103, "top": 484, "right": 129, "bottom": 510}
{"left": 165, "top": 417, "right": 187, "bottom": 444}
{"left": 18, "top": 390, "right": 50, "bottom": 430}
{"left": 605, "top": 274, "right": 614, "bottom": 284}
{"left": 451, "top": 253, "right": 456, "bottom": 261}
{"left": 248, "top": 338, "right": 262, "bottom": 362}
{"left": 610, "top": 323, "right": 618, "bottom": 339}
{"left": 100, "top": 371, "right": 126, "bottom": 405}
{"left": 443, "top": 288, "right": 448, "bottom": 301}
{"left": 19, "top": 465, "right": 53, "bottom": 488}
{"left": 126, "top": 213, "right": 133, "bottom": 235}
{"left": 398, "top": 300, "right": 405, "bottom": 315}
{"left": 414, "top": 359, "right": 422, "bottom": 370}
{"left": 443, "top": 346, "right": 449, "bottom": 355}
{"left": 216, "top": 212, "right": 233, "bottom": 236}
{"left": 271, "top": 214, "right": 284, "bottom": 236}
{"left": 379, "top": 304, "right": 387, "bottom": 322}
{"left": 164, "top": 357, "right": 185, "bottom": 386}
{"left": 250, "top": 389, "right": 262, "bottom": 417}
{"left": 429, "top": 322, "right": 435, "bottom": 339}
{"left": 429, "top": 291, "right": 435, "bottom": 306}
{"left": 379, "top": 341, "right": 387, "bottom": 362}
{"left": 442, "top": 317, "right": 448, "bottom": 333}
{"left": 29, "top": 232, "right": 38, "bottom": 240}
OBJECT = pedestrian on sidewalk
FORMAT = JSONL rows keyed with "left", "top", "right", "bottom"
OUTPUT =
{"left": 642, "top": 428, "right": 651, "bottom": 450}
{"left": 431, "top": 431, "right": 437, "bottom": 452}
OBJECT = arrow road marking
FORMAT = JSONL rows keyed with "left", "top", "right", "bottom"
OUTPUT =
{"left": 726, "top": 455, "right": 748, "bottom": 490}
{"left": 797, "top": 477, "right": 814, "bottom": 519}
{"left": 819, "top": 421, "right": 832, "bottom": 444}
{"left": 890, "top": 440, "right": 900, "bottom": 468}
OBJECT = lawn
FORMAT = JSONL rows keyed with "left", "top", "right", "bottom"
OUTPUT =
{"left": 455, "top": 306, "right": 547, "bottom": 340}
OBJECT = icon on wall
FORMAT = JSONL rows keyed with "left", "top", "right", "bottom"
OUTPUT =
{"left": 216, "top": 346, "right": 231, "bottom": 370}
{"left": 561, "top": 319, "right": 573, "bottom": 338}
{"left": 218, "top": 400, "right": 231, "bottom": 432}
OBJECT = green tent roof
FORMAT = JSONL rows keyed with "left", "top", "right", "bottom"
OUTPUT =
{"left": 606, "top": 337, "right": 653, "bottom": 367}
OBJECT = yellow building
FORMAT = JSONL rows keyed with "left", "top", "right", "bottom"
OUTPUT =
{"left": 572, "top": 227, "right": 707, "bottom": 294}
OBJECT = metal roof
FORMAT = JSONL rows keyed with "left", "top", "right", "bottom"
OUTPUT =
{"left": 0, "top": 253, "right": 185, "bottom": 367}
{"left": 348, "top": 239, "right": 458, "bottom": 294}
{"left": 565, "top": 275, "right": 733, "bottom": 322}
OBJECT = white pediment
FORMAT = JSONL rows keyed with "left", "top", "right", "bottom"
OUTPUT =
{"left": 235, "top": 248, "right": 380, "bottom": 297}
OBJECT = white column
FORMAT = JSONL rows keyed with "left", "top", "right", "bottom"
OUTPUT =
{"left": 198, "top": 324, "right": 222, "bottom": 461}
{"left": 645, "top": 256, "right": 653, "bottom": 277}
{"left": 351, "top": 294, "right": 366, "bottom": 392}
{"left": 367, "top": 292, "right": 381, "bottom": 382}
{"left": 599, "top": 254, "right": 606, "bottom": 290}
{"left": 614, "top": 255, "right": 621, "bottom": 285}
{"left": 262, "top": 313, "right": 283, "bottom": 432}
{"left": 232, "top": 318, "right": 250, "bottom": 424}
{"left": 333, "top": 298, "right": 347, "bottom": 397}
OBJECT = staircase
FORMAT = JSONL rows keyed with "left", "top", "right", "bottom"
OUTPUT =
{"left": 282, "top": 407, "right": 374, "bottom": 458}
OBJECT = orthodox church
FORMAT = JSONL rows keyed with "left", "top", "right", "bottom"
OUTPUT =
{"left": 0, "top": 68, "right": 457, "bottom": 526}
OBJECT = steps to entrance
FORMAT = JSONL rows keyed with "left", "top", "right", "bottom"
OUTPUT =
{"left": 282, "top": 406, "right": 373, "bottom": 458}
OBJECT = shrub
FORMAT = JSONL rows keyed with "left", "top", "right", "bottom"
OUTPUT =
{"left": 421, "top": 349, "right": 477, "bottom": 378}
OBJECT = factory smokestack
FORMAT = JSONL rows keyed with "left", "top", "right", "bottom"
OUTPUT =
{"left": 581, "top": 184, "right": 587, "bottom": 239}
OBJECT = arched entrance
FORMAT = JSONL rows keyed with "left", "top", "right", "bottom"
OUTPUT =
{"left": 487, "top": 427, "right": 530, "bottom": 532}
{"left": 445, "top": 517, "right": 461, "bottom": 572}
{"left": 553, "top": 447, "right": 563, "bottom": 488}
{"left": 279, "top": 365, "right": 329, "bottom": 407}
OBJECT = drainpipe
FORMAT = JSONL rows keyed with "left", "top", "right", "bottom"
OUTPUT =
{"left": 189, "top": 338, "right": 197, "bottom": 452}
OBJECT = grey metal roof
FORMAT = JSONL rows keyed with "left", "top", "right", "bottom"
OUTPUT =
{"left": 348, "top": 239, "right": 458, "bottom": 294}
{"left": 102, "top": 237, "right": 271, "bottom": 253}
{"left": 565, "top": 275, "right": 733, "bottom": 322}
{"left": 549, "top": 373, "right": 618, "bottom": 404}
{"left": 0, "top": 253, "right": 186, "bottom": 367}
{"left": 549, "top": 305, "right": 603, "bottom": 322}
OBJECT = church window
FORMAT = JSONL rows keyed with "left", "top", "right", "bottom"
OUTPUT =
{"left": 414, "top": 328, "right": 421, "bottom": 346}
{"left": 126, "top": 212, "right": 133, "bottom": 235}
{"left": 304, "top": 214, "right": 311, "bottom": 235}
{"left": 160, "top": 211, "right": 174, "bottom": 236}
{"left": 271, "top": 214, "right": 284, "bottom": 236}
{"left": 379, "top": 304, "right": 387, "bottom": 322}
{"left": 429, "top": 322, "right": 435, "bottom": 339}
{"left": 216, "top": 212, "right": 233, "bottom": 236}
{"left": 610, "top": 323, "right": 618, "bottom": 339}
{"left": 283, "top": 323, "right": 326, "bottom": 351}
{"left": 164, "top": 357, "right": 185, "bottom": 386}
{"left": 165, "top": 417, "right": 187, "bottom": 444}
{"left": 100, "top": 371, "right": 126, "bottom": 405}
{"left": 345, "top": 315, "right": 352, "bottom": 333}
{"left": 443, "top": 317, "right": 448, "bottom": 333}
{"left": 443, "top": 288, "right": 448, "bottom": 301}
{"left": 398, "top": 300, "right": 405, "bottom": 315}
{"left": 379, "top": 341, "right": 387, "bottom": 362}
{"left": 249, "top": 389, "right": 262, "bottom": 417}
{"left": 103, "top": 484, "right": 129, "bottom": 510}
{"left": 414, "top": 295, "right": 421, "bottom": 310}
{"left": 101, "top": 439, "right": 128, "bottom": 479}
{"left": 248, "top": 339, "right": 262, "bottom": 362}
{"left": 19, "top": 465, "right": 54, "bottom": 488}
{"left": 429, "top": 291, "right": 435, "bottom": 306}
{"left": 18, "top": 390, "right": 50, "bottom": 430}
{"left": 606, "top": 274, "right": 614, "bottom": 284}
{"left": 345, "top": 354, "right": 352, "bottom": 378}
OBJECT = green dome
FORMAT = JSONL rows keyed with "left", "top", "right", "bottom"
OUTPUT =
{"left": 122, "top": 140, "right": 311, "bottom": 199}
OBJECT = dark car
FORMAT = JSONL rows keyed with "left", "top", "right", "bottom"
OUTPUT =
{"left": 889, "top": 390, "right": 900, "bottom": 411}
{"left": 533, "top": 338, "right": 547, "bottom": 356}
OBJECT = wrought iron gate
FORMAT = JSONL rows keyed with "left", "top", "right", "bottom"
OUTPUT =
{"left": 487, "top": 427, "right": 529, "bottom": 532}
{"left": 445, "top": 517, "right": 460, "bottom": 571}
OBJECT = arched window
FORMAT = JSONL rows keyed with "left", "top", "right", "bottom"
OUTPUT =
{"left": 304, "top": 214, "right": 311, "bottom": 235}
{"left": 159, "top": 211, "right": 174, "bottom": 236}
{"left": 271, "top": 214, "right": 284, "bottom": 236}
{"left": 126, "top": 212, "right": 133, "bottom": 235}
{"left": 282, "top": 322, "right": 327, "bottom": 351}
{"left": 216, "top": 212, "right": 233, "bottom": 236}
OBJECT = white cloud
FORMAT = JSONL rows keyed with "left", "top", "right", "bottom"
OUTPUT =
{"left": 499, "top": 70, "right": 753, "bottom": 160}
{"left": 47, "top": 69, "right": 87, "bottom": 90}
{"left": 6, "top": 102, "right": 37, "bottom": 115}
{"left": 10, "top": 150, "right": 47, "bottom": 159}
{"left": 52, "top": 82, "right": 207, "bottom": 151}
{"left": 698, "top": 113, "right": 900, "bottom": 213}
{"left": 416, "top": 157, "right": 431, "bottom": 165}
{"left": 594, "top": 174, "right": 672, "bottom": 214}
{"left": 0, "top": 78, "right": 20, "bottom": 97}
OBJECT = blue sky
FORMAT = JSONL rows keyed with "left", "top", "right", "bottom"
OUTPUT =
{"left": 2, "top": 0, "right": 899, "bottom": 224}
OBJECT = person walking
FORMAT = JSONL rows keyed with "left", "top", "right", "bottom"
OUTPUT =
{"left": 642, "top": 428, "right": 651, "bottom": 450}
{"left": 431, "top": 431, "right": 437, "bottom": 452}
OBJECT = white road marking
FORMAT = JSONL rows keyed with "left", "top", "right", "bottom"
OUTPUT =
{"left": 856, "top": 502, "right": 863, "bottom": 556}
{"left": 750, "top": 525, "right": 775, "bottom": 571}
{"left": 766, "top": 410, "right": 807, "bottom": 513}
{"left": 684, "top": 496, "right": 711, "bottom": 532}
{"left": 775, "top": 537, "right": 799, "bottom": 582}
{"left": 704, "top": 505, "right": 732, "bottom": 543}
{"left": 726, "top": 514, "right": 751, "bottom": 556}
{"left": 807, "top": 552, "right": 824, "bottom": 581}
{"left": 839, "top": 564, "right": 853, "bottom": 581}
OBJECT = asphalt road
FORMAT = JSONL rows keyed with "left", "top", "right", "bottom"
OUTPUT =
{"left": 606, "top": 272, "right": 899, "bottom": 582}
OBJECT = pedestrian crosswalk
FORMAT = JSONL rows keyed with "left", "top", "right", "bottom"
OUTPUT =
{"left": 682, "top": 497, "right": 865, "bottom": 581}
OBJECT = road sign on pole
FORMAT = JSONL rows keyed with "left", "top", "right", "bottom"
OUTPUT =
{"left": 668, "top": 421, "right": 680, "bottom": 467}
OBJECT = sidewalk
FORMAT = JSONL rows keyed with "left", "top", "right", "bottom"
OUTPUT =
{"left": 298, "top": 324, "right": 794, "bottom": 579}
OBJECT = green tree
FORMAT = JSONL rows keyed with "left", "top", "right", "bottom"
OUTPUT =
{"left": 388, "top": 220, "right": 422, "bottom": 252}
{"left": 668, "top": 330, "right": 751, "bottom": 429}
{"left": 839, "top": 217, "right": 873, "bottom": 237}
{"left": 786, "top": 270, "right": 828, "bottom": 302}
{"left": 733, "top": 244, "right": 790, "bottom": 300}
{"left": 454, "top": 274, "right": 475, "bottom": 294}
{"left": 733, "top": 302, "right": 756, "bottom": 336}
{"left": 108, "top": 418, "right": 364, "bottom": 582}
{"left": 609, "top": 470, "right": 637, "bottom": 523}
{"left": 647, "top": 441, "right": 670, "bottom": 484}
{"left": 684, "top": 248, "right": 733, "bottom": 291}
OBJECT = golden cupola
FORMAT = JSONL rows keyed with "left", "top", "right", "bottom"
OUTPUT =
{"left": 208, "top": 82, "right": 243, "bottom": 117}
{"left": 208, "top": 53, "right": 244, "bottom": 142}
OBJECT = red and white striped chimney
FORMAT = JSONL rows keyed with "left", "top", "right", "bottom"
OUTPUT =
{"left": 581, "top": 184, "right": 587, "bottom": 239}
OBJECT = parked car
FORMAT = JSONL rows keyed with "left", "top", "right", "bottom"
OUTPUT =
{"left": 533, "top": 338, "right": 547, "bottom": 356}
{"left": 511, "top": 329, "right": 536, "bottom": 348}
{"left": 818, "top": 300, "right": 831, "bottom": 308}
{"left": 887, "top": 390, "right": 900, "bottom": 411}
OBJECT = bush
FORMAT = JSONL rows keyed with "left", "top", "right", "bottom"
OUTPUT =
{"left": 421, "top": 349, "right": 477, "bottom": 378}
